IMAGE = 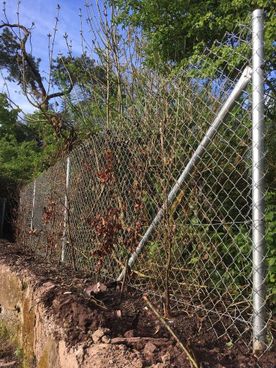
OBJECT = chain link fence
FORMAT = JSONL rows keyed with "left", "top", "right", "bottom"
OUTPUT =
{"left": 17, "top": 11, "right": 274, "bottom": 354}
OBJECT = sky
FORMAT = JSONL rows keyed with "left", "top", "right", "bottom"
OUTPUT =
{"left": 0, "top": 0, "right": 103, "bottom": 114}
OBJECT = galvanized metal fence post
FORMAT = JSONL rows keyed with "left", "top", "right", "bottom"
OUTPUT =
{"left": 252, "top": 9, "right": 266, "bottom": 354}
{"left": 30, "top": 180, "right": 36, "bottom": 231}
{"left": 61, "top": 156, "right": 71, "bottom": 263}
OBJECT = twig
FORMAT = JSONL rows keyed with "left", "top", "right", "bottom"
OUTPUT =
{"left": 66, "top": 201, "right": 76, "bottom": 270}
{"left": 110, "top": 336, "right": 170, "bottom": 346}
{"left": 143, "top": 295, "right": 199, "bottom": 368}
{"left": 120, "top": 256, "right": 129, "bottom": 299}
{"left": 112, "top": 254, "right": 154, "bottom": 279}
{"left": 89, "top": 295, "right": 108, "bottom": 310}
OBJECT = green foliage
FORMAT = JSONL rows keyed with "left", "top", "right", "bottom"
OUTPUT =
{"left": 0, "top": 27, "right": 42, "bottom": 93}
{"left": 51, "top": 54, "right": 121, "bottom": 138}
{"left": 0, "top": 94, "right": 61, "bottom": 185}
{"left": 0, "top": 1, "right": 274, "bottom": 323}
{"left": 265, "top": 102, "right": 276, "bottom": 190}
{"left": 0, "top": 135, "right": 41, "bottom": 181}
{"left": 0, "top": 94, "right": 20, "bottom": 137}
{"left": 266, "top": 191, "right": 276, "bottom": 307}
{"left": 0, "top": 322, "right": 9, "bottom": 340}
{"left": 113, "top": 0, "right": 275, "bottom": 74}
{"left": 0, "top": 94, "right": 37, "bottom": 183}
{"left": 0, "top": 321, "right": 22, "bottom": 365}
{"left": 53, "top": 55, "right": 108, "bottom": 93}
{"left": 24, "top": 111, "right": 64, "bottom": 168}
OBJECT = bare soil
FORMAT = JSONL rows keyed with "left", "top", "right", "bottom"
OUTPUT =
{"left": 0, "top": 240, "right": 275, "bottom": 368}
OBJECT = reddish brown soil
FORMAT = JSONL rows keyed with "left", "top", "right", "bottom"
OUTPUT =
{"left": 0, "top": 240, "right": 275, "bottom": 368}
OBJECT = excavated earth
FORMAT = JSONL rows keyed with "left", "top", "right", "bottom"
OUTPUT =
{"left": 0, "top": 240, "right": 275, "bottom": 368}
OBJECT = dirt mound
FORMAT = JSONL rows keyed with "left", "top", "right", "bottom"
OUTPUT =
{"left": 0, "top": 240, "right": 275, "bottom": 368}
{"left": 84, "top": 344, "right": 143, "bottom": 368}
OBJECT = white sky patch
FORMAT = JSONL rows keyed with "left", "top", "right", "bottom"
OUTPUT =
{"left": 0, "top": 72, "right": 36, "bottom": 114}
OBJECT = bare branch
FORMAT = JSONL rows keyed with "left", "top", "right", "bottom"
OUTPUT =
{"left": 0, "top": 20, "right": 75, "bottom": 131}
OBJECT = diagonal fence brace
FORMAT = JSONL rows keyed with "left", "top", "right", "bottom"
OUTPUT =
{"left": 117, "top": 65, "right": 252, "bottom": 281}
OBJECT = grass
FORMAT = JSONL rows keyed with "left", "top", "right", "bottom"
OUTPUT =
{"left": 0, "top": 322, "right": 22, "bottom": 366}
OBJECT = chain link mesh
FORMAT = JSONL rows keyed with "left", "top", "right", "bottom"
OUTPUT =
{"left": 17, "top": 20, "right": 274, "bottom": 353}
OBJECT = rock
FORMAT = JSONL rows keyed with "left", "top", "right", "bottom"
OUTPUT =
{"left": 115, "top": 309, "right": 122, "bottom": 318}
{"left": 161, "top": 352, "right": 171, "bottom": 365}
{"left": 92, "top": 328, "right": 110, "bottom": 343}
{"left": 0, "top": 361, "right": 17, "bottom": 367}
{"left": 101, "top": 335, "right": 111, "bottom": 344}
{"left": 144, "top": 341, "right": 157, "bottom": 356}
{"left": 124, "top": 329, "right": 135, "bottom": 338}
{"left": 75, "top": 346, "right": 84, "bottom": 361}
{"left": 84, "top": 343, "right": 143, "bottom": 368}
{"left": 84, "top": 282, "right": 107, "bottom": 296}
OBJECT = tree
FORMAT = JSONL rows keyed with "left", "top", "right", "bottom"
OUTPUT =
{"left": 0, "top": 93, "right": 20, "bottom": 137}
{"left": 53, "top": 55, "right": 108, "bottom": 93}
{"left": 0, "top": 93, "right": 41, "bottom": 182}
{"left": 52, "top": 54, "right": 122, "bottom": 136}
{"left": 0, "top": 27, "right": 44, "bottom": 101}
{"left": 112, "top": 1, "right": 275, "bottom": 72}
{"left": 113, "top": 0, "right": 275, "bottom": 188}
{"left": 0, "top": 24, "right": 74, "bottom": 138}
{"left": 0, "top": 23, "right": 112, "bottom": 142}
{"left": 0, "top": 92, "right": 65, "bottom": 183}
